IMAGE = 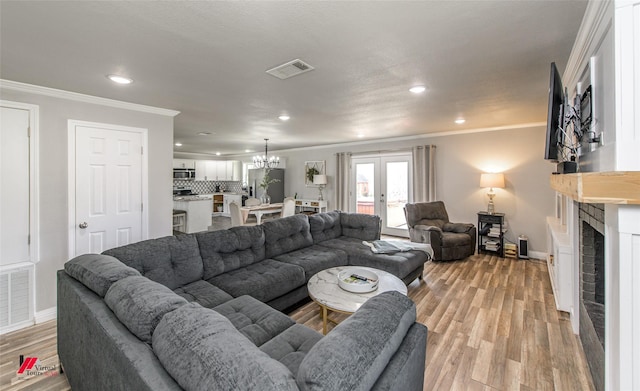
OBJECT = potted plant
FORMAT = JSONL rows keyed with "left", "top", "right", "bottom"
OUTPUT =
{"left": 259, "top": 168, "right": 280, "bottom": 204}
{"left": 306, "top": 166, "right": 320, "bottom": 184}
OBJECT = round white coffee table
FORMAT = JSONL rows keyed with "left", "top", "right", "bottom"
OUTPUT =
{"left": 307, "top": 266, "right": 407, "bottom": 334}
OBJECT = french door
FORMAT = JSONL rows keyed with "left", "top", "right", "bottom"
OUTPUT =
{"left": 351, "top": 153, "right": 412, "bottom": 237}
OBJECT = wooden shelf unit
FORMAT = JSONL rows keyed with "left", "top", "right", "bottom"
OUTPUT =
{"left": 550, "top": 171, "right": 640, "bottom": 204}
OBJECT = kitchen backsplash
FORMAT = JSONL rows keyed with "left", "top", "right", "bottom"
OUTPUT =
{"left": 174, "top": 180, "right": 242, "bottom": 194}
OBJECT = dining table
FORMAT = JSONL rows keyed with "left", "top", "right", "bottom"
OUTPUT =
{"left": 241, "top": 202, "right": 283, "bottom": 225}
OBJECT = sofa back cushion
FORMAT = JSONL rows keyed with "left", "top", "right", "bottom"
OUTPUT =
{"left": 308, "top": 211, "right": 342, "bottom": 243}
{"left": 196, "top": 226, "right": 266, "bottom": 280}
{"left": 103, "top": 235, "right": 203, "bottom": 290}
{"left": 105, "top": 276, "right": 188, "bottom": 344}
{"left": 153, "top": 303, "right": 298, "bottom": 391}
{"left": 64, "top": 254, "right": 140, "bottom": 297}
{"left": 339, "top": 213, "right": 381, "bottom": 241}
{"left": 263, "top": 214, "right": 314, "bottom": 258}
{"left": 297, "top": 291, "right": 416, "bottom": 391}
{"left": 404, "top": 201, "right": 449, "bottom": 229}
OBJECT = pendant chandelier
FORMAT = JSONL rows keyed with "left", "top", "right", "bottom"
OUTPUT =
{"left": 253, "top": 138, "right": 280, "bottom": 169}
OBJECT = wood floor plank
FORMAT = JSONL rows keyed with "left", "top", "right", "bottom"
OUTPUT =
{"left": 0, "top": 253, "right": 596, "bottom": 390}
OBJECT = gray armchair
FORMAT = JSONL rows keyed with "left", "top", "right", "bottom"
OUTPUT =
{"left": 404, "top": 201, "right": 476, "bottom": 261}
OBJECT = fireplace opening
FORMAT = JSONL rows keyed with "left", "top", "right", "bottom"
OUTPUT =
{"left": 581, "top": 220, "right": 605, "bottom": 345}
{"left": 579, "top": 203, "right": 605, "bottom": 391}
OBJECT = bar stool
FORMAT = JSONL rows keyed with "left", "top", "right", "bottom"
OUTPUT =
{"left": 173, "top": 209, "right": 187, "bottom": 233}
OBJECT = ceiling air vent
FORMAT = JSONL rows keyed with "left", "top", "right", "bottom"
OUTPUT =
{"left": 266, "top": 59, "right": 315, "bottom": 80}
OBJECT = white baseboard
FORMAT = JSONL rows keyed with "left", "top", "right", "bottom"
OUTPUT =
{"left": 528, "top": 250, "right": 547, "bottom": 260}
{"left": 35, "top": 306, "right": 57, "bottom": 323}
{"left": 0, "top": 319, "right": 35, "bottom": 335}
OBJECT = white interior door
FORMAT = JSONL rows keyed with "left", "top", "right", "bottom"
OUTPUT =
{"left": 72, "top": 123, "right": 144, "bottom": 256}
{"left": 351, "top": 153, "right": 412, "bottom": 237}
{"left": 0, "top": 106, "right": 30, "bottom": 265}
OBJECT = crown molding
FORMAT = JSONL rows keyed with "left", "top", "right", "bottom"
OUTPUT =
{"left": 0, "top": 79, "right": 180, "bottom": 117}
{"left": 226, "top": 122, "right": 546, "bottom": 157}
{"left": 563, "top": 0, "right": 613, "bottom": 87}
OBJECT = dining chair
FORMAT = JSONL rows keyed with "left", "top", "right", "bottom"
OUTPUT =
{"left": 280, "top": 198, "right": 296, "bottom": 218}
{"left": 229, "top": 201, "right": 244, "bottom": 227}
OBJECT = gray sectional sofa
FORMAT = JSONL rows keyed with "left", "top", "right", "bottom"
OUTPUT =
{"left": 57, "top": 212, "right": 430, "bottom": 390}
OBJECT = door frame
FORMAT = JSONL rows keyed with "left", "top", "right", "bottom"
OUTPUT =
{"left": 350, "top": 152, "right": 413, "bottom": 237}
{"left": 67, "top": 120, "right": 149, "bottom": 258}
{"left": 0, "top": 100, "right": 40, "bottom": 264}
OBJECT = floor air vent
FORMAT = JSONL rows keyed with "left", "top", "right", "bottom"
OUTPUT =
{"left": 266, "top": 59, "right": 315, "bottom": 80}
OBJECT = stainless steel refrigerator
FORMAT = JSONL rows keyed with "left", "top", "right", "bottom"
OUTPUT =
{"left": 248, "top": 168, "right": 285, "bottom": 203}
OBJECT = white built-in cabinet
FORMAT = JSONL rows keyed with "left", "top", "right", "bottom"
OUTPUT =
{"left": 173, "top": 159, "right": 195, "bottom": 169}
{"left": 173, "top": 159, "right": 241, "bottom": 180}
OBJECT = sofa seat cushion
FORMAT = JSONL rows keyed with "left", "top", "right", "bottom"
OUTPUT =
{"left": 263, "top": 214, "right": 314, "bottom": 258}
{"left": 297, "top": 291, "right": 416, "bottom": 391}
{"left": 260, "top": 324, "right": 323, "bottom": 375}
{"left": 213, "top": 295, "right": 295, "bottom": 347}
{"left": 208, "top": 259, "right": 305, "bottom": 303}
{"left": 105, "top": 276, "right": 188, "bottom": 344}
{"left": 196, "top": 226, "right": 266, "bottom": 280}
{"left": 64, "top": 254, "right": 140, "bottom": 297}
{"left": 103, "top": 234, "right": 203, "bottom": 290}
{"left": 308, "top": 211, "right": 342, "bottom": 243}
{"left": 441, "top": 231, "right": 472, "bottom": 246}
{"left": 153, "top": 303, "right": 298, "bottom": 391}
{"left": 318, "top": 237, "right": 427, "bottom": 281}
{"left": 274, "top": 245, "right": 348, "bottom": 282}
{"left": 173, "top": 280, "right": 233, "bottom": 308}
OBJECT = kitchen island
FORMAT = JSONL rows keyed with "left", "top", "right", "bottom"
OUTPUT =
{"left": 172, "top": 196, "right": 212, "bottom": 233}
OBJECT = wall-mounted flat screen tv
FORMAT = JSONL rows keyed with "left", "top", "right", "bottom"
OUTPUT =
{"left": 545, "top": 62, "right": 564, "bottom": 162}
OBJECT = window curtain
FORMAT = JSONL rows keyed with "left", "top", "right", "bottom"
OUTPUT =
{"left": 412, "top": 145, "right": 436, "bottom": 202}
{"left": 335, "top": 152, "right": 352, "bottom": 211}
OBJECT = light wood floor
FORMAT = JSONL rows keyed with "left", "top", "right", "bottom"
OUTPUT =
{"left": 1, "top": 254, "right": 594, "bottom": 391}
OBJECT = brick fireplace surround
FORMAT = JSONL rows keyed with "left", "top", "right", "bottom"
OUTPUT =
{"left": 578, "top": 203, "right": 605, "bottom": 391}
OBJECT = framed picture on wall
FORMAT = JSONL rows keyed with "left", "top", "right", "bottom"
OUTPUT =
{"left": 305, "top": 161, "right": 325, "bottom": 187}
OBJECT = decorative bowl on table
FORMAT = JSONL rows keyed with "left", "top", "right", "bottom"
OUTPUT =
{"left": 337, "top": 268, "right": 379, "bottom": 293}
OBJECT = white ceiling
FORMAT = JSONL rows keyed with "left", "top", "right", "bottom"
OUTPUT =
{"left": 0, "top": 1, "right": 587, "bottom": 156}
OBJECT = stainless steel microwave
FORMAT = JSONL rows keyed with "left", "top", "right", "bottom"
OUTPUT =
{"left": 173, "top": 168, "right": 196, "bottom": 180}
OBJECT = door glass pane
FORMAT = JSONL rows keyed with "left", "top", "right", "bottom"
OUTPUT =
{"left": 385, "top": 161, "right": 408, "bottom": 229}
{"left": 355, "top": 163, "right": 375, "bottom": 215}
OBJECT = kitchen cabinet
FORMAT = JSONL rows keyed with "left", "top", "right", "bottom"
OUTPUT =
{"left": 194, "top": 160, "right": 242, "bottom": 181}
{"left": 172, "top": 197, "right": 212, "bottom": 233}
{"left": 173, "top": 159, "right": 195, "bottom": 169}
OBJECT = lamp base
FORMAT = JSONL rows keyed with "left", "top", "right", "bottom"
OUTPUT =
{"left": 318, "top": 186, "right": 324, "bottom": 201}
{"left": 487, "top": 200, "right": 495, "bottom": 214}
{"left": 486, "top": 191, "right": 496, "bottom": 214}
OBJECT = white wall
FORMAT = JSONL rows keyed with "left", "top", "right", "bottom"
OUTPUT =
{"left": 0, "top": 86, "right": 175, "bottom": 313}
{"left": 271, "top": 125, "right": 556, "bottom": 254}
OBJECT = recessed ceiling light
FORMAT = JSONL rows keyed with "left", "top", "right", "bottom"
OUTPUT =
{"left": 278, "top": 115, "right": 290, "bottom": 121}
{"left": 175, "top": 142, "right": 182, "bottom": 147}
{"left": 357, "top": 134, "right": 365, "bottom": 138}
{"left": 455, "top": 118, "right": 466, "bottom": 124}
{"left": 409, "top": 86, "right": 426, "bottom": 94}
{"left": 198, "top": 132, "right": 212, "bottom": 136}
{"left": 216, "top": 152, "right": 221, "bottom": 156}
{"left": 107, "top": 74, "right": 133, "bottom": 85}
{"left": 245, "top": 149, "right": 251, "bottom": 153}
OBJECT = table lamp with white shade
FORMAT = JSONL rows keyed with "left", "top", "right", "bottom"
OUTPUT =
{"left": 313, "top": 174, "right": 327, "bottom": 200}
{"left": 480, "top": 173, "right": 505, "bottom": 214}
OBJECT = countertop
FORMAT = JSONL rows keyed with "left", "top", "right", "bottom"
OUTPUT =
{"left": 173, "top": 195, "right": 212, "bottom": 201}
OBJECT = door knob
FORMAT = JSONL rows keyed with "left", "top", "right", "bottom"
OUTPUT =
{"left": 79, "top": 222, "right": 88, "bottom": 229}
